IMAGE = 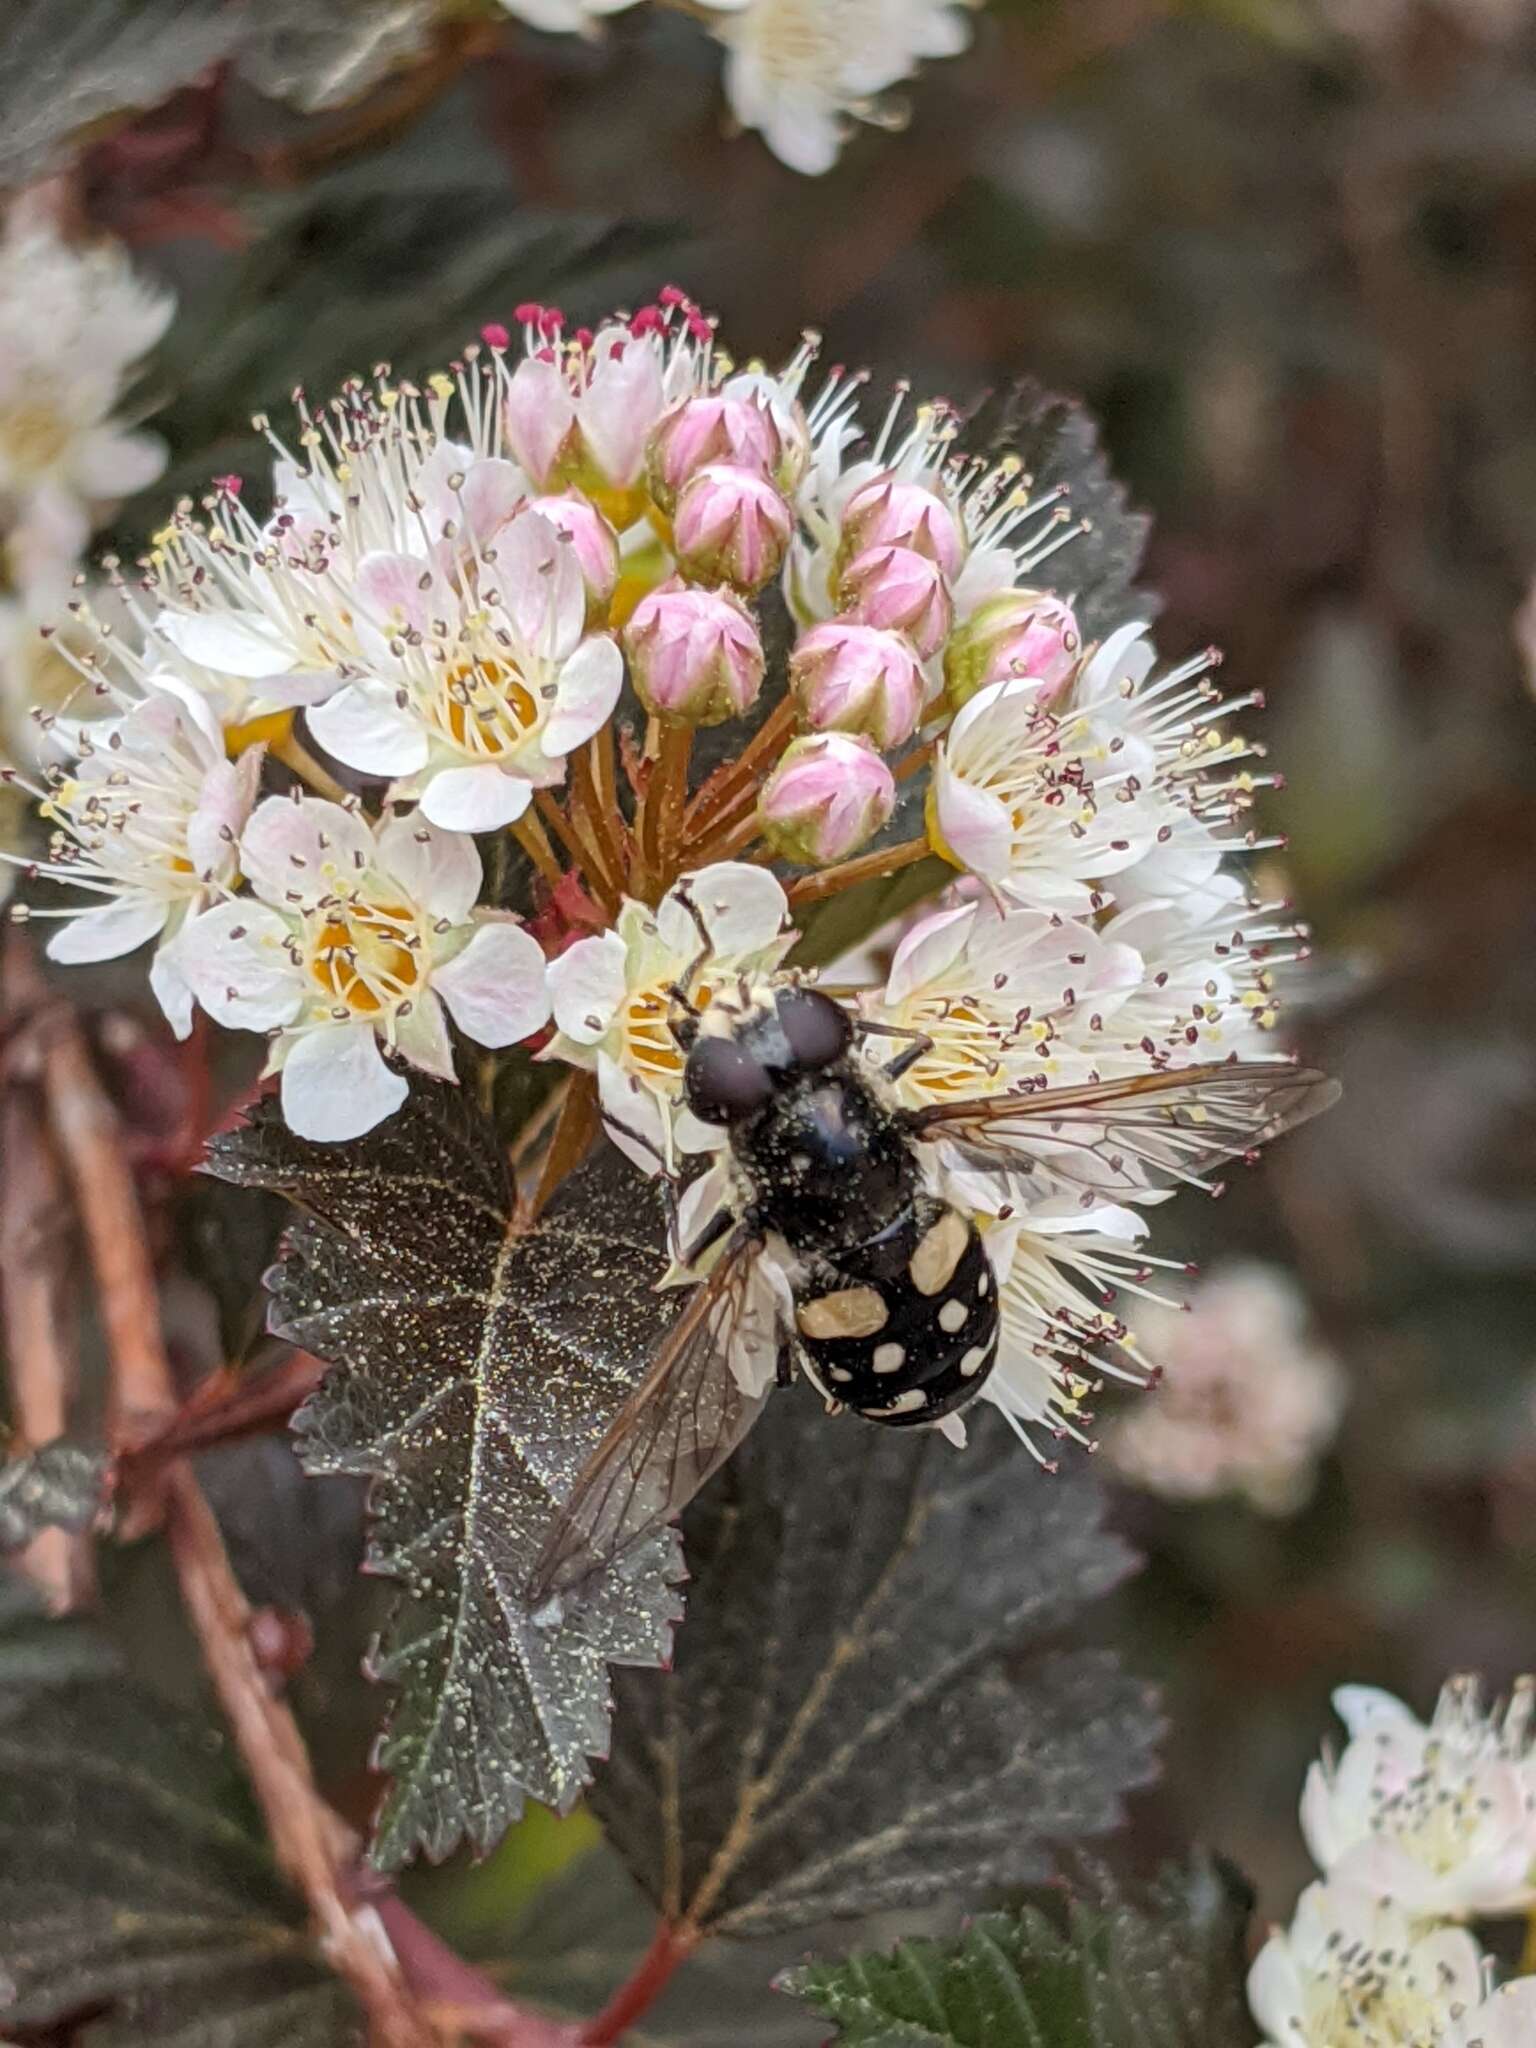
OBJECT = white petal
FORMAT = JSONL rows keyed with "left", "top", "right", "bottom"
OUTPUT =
{"left": 375, "top": 810, "right": 482, "bottom": 925}
{"left": 280, "top": 1025, "right": 408, "bottom": 1142}
{"left": 932, "top": 755, "right": 1013, "bottom": 881}
{"left": 74, "top": 426, "right": 166, "bottom": 498}
{"left": 883, "top": 901, "right": 976, "bottom": 1006}
{"left": 156, "top": 609, "right": 302, "bottom": 679}
{"left": 187, "top": 755, "right": 258, "bottom": 885}
{"left": 391, "top": 991, "right": 457, "bottom": 1081}
{"left": 418, "top": 763, "right": 532, "bottom": 832}
{"left": 148, "top": 932, "right": 196, "bottom": 1040}
{"left": 354, "top": 550, "right": 446, "bottom": 638}
{"left": 175, "top": 899, "right": 304, "bottom": 1031}
{"left": 46, "top": 894, "right": 168, "bottom": 964}
{"left": 457, "top": 459, "right": 530, "bottom": 551}
{"left": 658, "top": 861, "right": 789, "bottom": 963}
{"left": 435, "top": 922, "right": 551, "bottom": 1048}
{"left": 597, "top": 1050, "right": 671, "bottom": 1177}
{"left": 240, "top": 795, "right": 377, "bottom": 910}
{"left": 307, "top": 681, "right": 429, "bottom": 778}
{"left": 1332, "top": 1684, "right": 1415, "bottom": 1738}
{"left": 546, "top": 930, "right": 628, "bottom": 1045}
{"left": 500, "top": 510, "right": 584, "bottom": 657}
{"left": 541, "top": 635, "right": 623, "bottom": 759}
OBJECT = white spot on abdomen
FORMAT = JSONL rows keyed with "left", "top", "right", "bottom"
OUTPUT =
{"left": 872, "top": 1341, "right": 906, "bottom": 1374}
{"left": 938, "top": 1298, "right": 968, "bottom": 1333}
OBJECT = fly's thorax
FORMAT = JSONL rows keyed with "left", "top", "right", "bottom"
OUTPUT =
{"left": 731, "top": 1059, "right": 917, "bottom": 1252}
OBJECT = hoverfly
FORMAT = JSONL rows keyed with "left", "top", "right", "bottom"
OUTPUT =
{"left": 530, "top": 958, "right": 1336, "bottom": 1600}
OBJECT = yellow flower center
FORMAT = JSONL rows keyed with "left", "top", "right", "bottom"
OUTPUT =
{"left": 431, "top": 658, "right": 540, "bottom": 763}
{"left": 622, "top": 980, "right": 715, "bottom": 1084}
{"left": 0, "top": 392, "right": 71, "bottom": 482}
{"left": 306, "top": 898, "right": 425, "bottom": 1018}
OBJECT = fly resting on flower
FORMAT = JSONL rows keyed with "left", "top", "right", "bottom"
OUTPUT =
{"left": 529, "top": 925, "right": 1338, "bottom": 1601}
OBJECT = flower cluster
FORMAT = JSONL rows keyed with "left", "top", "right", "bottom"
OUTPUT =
{"left": 1104, "top": 1260, "right": 1346, "bottom": 1514}
{"left": 1250, "top": 1678, "right": 1536, "bottom": 2048}
{"left": 495, "top": 0, "right": 981, "bottom": 175}
{"left": 10, "top": 288, "right": 1301, "bottom": 1450}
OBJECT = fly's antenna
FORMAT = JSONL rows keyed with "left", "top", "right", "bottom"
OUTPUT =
{"left": 667, "top": 881, "right": 715, "bottom": 1051}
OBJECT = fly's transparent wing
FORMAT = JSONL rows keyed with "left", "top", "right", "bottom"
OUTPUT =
{"left": 529, "top": 1231, "right": 777, "bottom": 1602}
{"left": 908, "top": 1060, "right": 1338, "bottom": 1202}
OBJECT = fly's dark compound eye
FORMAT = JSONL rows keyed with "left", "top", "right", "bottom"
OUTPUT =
{"left": 684, "top": 1036, "right": 775, "bottom": 1124}
{"left": 773, "top": 987, "right": 853, "bottom": 1072}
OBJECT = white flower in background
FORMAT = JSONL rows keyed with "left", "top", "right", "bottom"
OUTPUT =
{"left": 1299, "top": 1676, "right": 1536, "bottom": 1920}
{"left": 6, "top": 684, "right": 260, "bottom": 1035}
{"left": 858, "top": 897, "right": 1143, "bottom": 1102}
{"left": 1103, "top": 1261, "right": 1344, "bottom": 1514}
{"left": 544, "top": 861, "right": 792, "bottom": 1172}
{"left": 176, "top": 797, "right": 550, "bottom": 1141}
{"left": 0, "top": 214, "right": 172, "bottom": 575}
{"left": 928, "top": 676, "right": 1169, "bottom": 912}
{"left": 1441, "top": 1979, "right": 1536, "bottom": 2048}
{"left": 306, "top": 506, "right": 623, "bottom": 831}
{"left": 495, "top": 0, "right": 642, "bottom": 31}
{"left": 1247, "top": 1880, "right": 1485, "bottom": 2048}
{"left": 715, "top": 0, "right": 979, "bottom": 177}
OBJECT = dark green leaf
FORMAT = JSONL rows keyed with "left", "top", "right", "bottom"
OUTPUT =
{"left": 779, "top": 1858, "right": 1256, "bottom": 2048}
{"left": 0, "top": 1442, "right": 104, "bottom": 1553}
{"left": 483, "top": 1841, "right": 818, "bottom": 2047}
{"left": 968, "top": 381, "right": 1156, "bottom": 641}
{"left": 0, "top": 1584, "right": 358, "bottom": 2046}
{"left": 590, "top": 1396, "right": 1159, "bottom": 1938}
{"left": 0, "top": 0, "right": 243, "bottom": 190}
{"left": 203, "top": 1082, "right": 686, "bottom": 1869}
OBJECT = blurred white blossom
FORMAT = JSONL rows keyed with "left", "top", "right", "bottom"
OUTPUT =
{"left": 1247, "top": 1880, "right": 1484, "bottom": 2048}
{"left": 1103, "top": 1261, "right": 1345, "bottom": 1514}
{"left": 1300, "top": 1677, "right": 1536, "bottom": 1921}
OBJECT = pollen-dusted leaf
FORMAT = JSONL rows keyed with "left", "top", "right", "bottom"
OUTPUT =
{"left": 778, "top": 1857, "right": 1255, "bottom": 2048}
{"left": 203, "top": 1081, "right": 686, "bottom": 1869}
{"left": 0, "top": 1585, "right": 359, "bottom": 2046}
{"left": 0, "top": 1441, "right": 105, "bottom": 1553}
{"left": 970, "top": 379, "right": 1157, "bottom": 641}
{"left": 589, "top": 1396, "right": 1159, "bottom": 1938}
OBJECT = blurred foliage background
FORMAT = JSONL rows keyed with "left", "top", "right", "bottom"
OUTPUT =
{"left": 6, "top": 0, "right": 1536, "bottom": 2029}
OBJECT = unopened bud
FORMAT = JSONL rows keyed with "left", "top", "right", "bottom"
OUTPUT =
{"left": 838, "top": 543, "right": 953, "bottom": 661}
{"left": 943, "top": 587, "right": 1081, "bottom": 713}
{"left": 647, "top": 394, "right": 782, "bottom": 512}
{"left": 529, "top": 493, "right": 621, "bottom": 627}
{"left": 838, "top": 472, "right": 965, "bottom": 583}
{"left": 790, "top": 619, "right": 926, "bottom": 751}
{"left": 623, "top": 577, "right": 765, "bottom": 727}
{"left": 672, "top": 463, "right": 793, "bottom": 594}
{"left": 758, "top": 732, "right": 896, "bottom": 866}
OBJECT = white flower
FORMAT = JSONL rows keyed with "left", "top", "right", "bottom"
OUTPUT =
{"left": 858, "top": 896, "right": 1144, "bottom": 1101}
{"left": 716, "top": 0, "right": 978, "bottom": 176}
{"left": 928, "top": 675, "right": 1169, "bottom": 912}
{"left": 1247, "top": 1880, "right": 1485, "bottom": 2048}
{"left": 978, "top": 1197, "right": 1160, "bottom": 1464}
{"left": 13, "top": 683, "right": 260, "bottom": 1036}
{"left": 1299, "top": 1677, "right": 1536, "bottom": 1920}
{"left": 176, "top": 796, "right": 550, "bottom": 1142}
{"left": 1441, "top": 1979, "right": 1536, "bottom": 2048}
{"left": 544, "top": 861, "right": 793, "bottom": 1172}
{"left": 0, "top": 216, "right": 172, "bottom": 566}
{"left": 307, "top": 506, "right": 623, "bottom": 831}
{"left": 1103, "top": 1260, "right": 1345, "bottom": 1514}
{"left": 496, "top": 0, "right": 642, "bottom": 31}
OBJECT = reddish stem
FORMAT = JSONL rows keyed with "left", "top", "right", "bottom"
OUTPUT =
{"left": 580, "top": 1921, "right": 699, "bottom": 2046}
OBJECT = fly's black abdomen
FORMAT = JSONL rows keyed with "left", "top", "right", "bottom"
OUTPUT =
{"left": 791, "top": 1195, "right": 999, "bottom": 1427}
{"left": 737, "top": 1067, "right": 916, "bottom": 1253}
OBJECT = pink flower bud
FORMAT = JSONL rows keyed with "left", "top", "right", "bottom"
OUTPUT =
{"left": 623, "top": 577, "right": 765, "bottom": 727}
{"left": 790, "top": 620, "right": 927, "bottom": 751}
{"left": 943, "top": 587, "right": 1081, "bottom": 713}
{"left": 758, "top": 733, "right": 896, "bottom": 866}
{"left": 838, "top": 472, "right": 966, "bottom": 583}
{"left": 672, "top": 463, "right": 793, "bottom": 594}
{"left": 647, "top": 394, "right": 782, "bottom": 511}
{"left": 837, "top": 543, "right": 954, "bottom": 661}
{"left": 528, "top": 492, "right": 621, "bottom": 626}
